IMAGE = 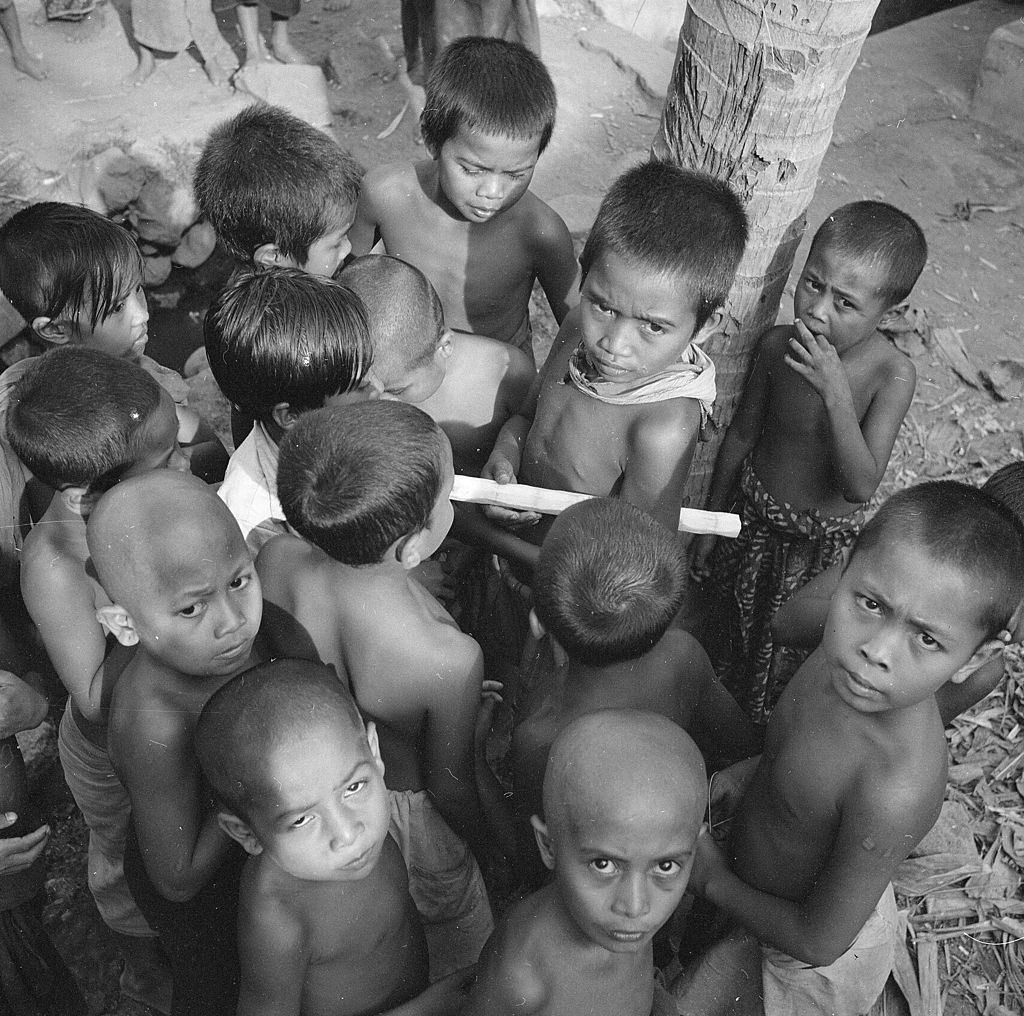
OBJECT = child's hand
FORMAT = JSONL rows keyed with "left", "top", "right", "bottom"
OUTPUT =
{"left": 416, "top": 964, "right": 476, "bottom": 1016}
{"left": 690, "top": 534, "right": 718, "bottom": 580}
{"left": 689, "top": 825, "right": 731, "bottom": 899}
{"left": 480, "top": 455, "right": 541, "bottom": 528}
{"left": 707, "top": 756, "right": 761, "bottom": 839}
{"left": 0, "top": 816, "right": 49, "bottom": 875}
{"left": 784, "top": 320, "right": 851, "bottom": 404}
{"left": 475, "top": 681, "right": 503, "bottom": 761}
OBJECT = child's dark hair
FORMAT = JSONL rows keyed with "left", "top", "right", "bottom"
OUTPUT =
{"left": 533, "top": 498, "right": 687, "bottom": 665}
{"left": 421, "top": 37, "right": 557, "bottom": 156}
{"left": 0, "top": 202, "right": 144, "bottom": 332}
{"left": 811, "top": 201, "right": 927, "bottom": 306}
{"left": 982, "top": 463, "right": 1024, "bottom": 528}
{"left": 277, "top": 401, "right": 446, "bottom": 566}
{"left": 341, "top": 255, "right": 444, "bottom": 370}
{"left": 6, "top": 346, "right": 162, "bottom": 493}
{"left": 579, "top": 161, "right": 748, "bottom": 330}
{"left": 204, "top": 267, "right": 372, "bottom": 427}
{"left": 196, "top": 659, "right": 365, "bottom": 824}
{"left": 194, "top": 104, "right": 363, "bottom": 265}
{"left": 852, "top": 480, "right": 1024, "bottom": 637}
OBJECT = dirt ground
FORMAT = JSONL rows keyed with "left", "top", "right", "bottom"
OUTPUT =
{"left": 5, "top": 0, "right": 1024, "bottom": 1011}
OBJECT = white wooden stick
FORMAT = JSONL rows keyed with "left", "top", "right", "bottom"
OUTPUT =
{"left": 451, "top": 476, "right": 741, "bottom": 538}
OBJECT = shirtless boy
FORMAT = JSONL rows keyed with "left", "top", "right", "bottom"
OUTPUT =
{"left": 512, "top": 498, "right": 761, "bottom": 879}
{"left": 772, "top": 461, "right": 1024, "bottom": 727}
{"left": 483, "top": 159, "right": 748, "bottom": 542}
{"left": 697, "top": 201, "right": 927, "bottom": 723}
{"left": 349, "top": 37, "right": 578, "bottom": 357}
{"left": 194, "top": 103, "right": 362, "bottom": 276}
{"left": 196, "top": 659, "right": 476, "bottom": 1016}
{"left": 677, "top": 482, "right": 1024, "bottom": 1016}
{"left": 9, "top": 347, "right": 186, "bottom": 1012}
{"left": 340, "top": 254, "right": 534, "bottom": 476}
{"left": 258, "top": 401, "right": 506, "bottom": 885}
{"left": 88, "top": 472, "right": 266, "bottom": 1015}
{"left": 465, "top": 709, "right": 706, "bottom": 1016}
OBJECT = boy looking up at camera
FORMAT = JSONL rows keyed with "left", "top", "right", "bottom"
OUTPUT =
{"left": 194, "top": 104, "right": 362, "bottom": 277}
{"left": 483, "top": 160, "right": 748, "bottom": 543}
{"left": 676, "top": 482, "right": 1024, "bottom": 1016}
{"left": 696, "top": 200, "right": 925, "bottom": 723}
{"left": 465, "top": 709, "right": 706, "bottom": 1016}
{"left": 89, "top": 472, "right": 267, "bottom": 1016}
{"left": 350, "top": 37, "right": 578, "bottom": 358}
{"left": 196, "top": 659, "right": 477, "bottom": 1016}
{"left": 258, "top": 401, "right": 506, "bottom": 892}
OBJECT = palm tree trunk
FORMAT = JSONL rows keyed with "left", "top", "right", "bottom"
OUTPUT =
{"left": 653, "top": 0, "right": 881, "bottom": 507}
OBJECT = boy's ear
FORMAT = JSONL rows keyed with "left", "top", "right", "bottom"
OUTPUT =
{"left": 394, "top": 531, "right": 424, "bottom": 571}
{"left": 530, "top": 815, "right": 555, "bottom": 871}
{"left": 217, "top": 812, "right": 263, "bottom": 856}
{"left": 528, "top": 608, "right": 546, "bottom": 642}
{"left": 950, "top": 633, "right": 1010, "bottom": 685}
{"left": 270, "top": 402, "right": 300, "bottom": 433}
{"left": 95, "top": 604, "right": 140, "bottom": 647}
{"left": 877, "top": 302, "right": 910, "bottom": 332}
{"left": 693, "top": 309, "right": 725, "bottom": 344}
{"left": 31, "top": 316, "right": 74, "bottom": 346}
{"left": 253, "top": 242, "right": 287, "bottom": 269}
{"left": 364, "top": 720, "right": 386, "bottom": 778}
{"left": 437, "top": 330, "right": 455, "bottom": 361}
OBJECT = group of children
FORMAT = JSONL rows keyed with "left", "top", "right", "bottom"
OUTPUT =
{"left": 0, "top": 31, "right": 1019, "bottom": 1016}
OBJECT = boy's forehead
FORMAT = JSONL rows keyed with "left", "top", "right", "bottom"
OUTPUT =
{"left": 142, "top": 516, "right": 248, "bottom": 588}
{"left": 586, "top": 252, "right": 700, "bottom": 320}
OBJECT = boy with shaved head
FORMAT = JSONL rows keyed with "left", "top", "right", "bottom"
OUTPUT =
{"left": 88, "top": 471, "right": 266, "bottom": 1016}
{"left": 464, "top": 709, "right": 706, "bottom": 1016}
{"left": 196, "top": 659, "right": 475, "bottom": 1016}
{"left": 341, "top": 254, "right": 534, "bottom": 477}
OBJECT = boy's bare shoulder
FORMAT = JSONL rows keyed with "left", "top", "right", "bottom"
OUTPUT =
{"left": 627, "top": 391, "right": 702, "bottom": 446}
{"left": 361, "top": 160, "right": 420, "bottom": 198}
{"left": 473, "top": 893, "right": 553, "bottom": 1012}
{"left": 256, "top": 532, "right": 315, "bottom": 575}
{"left": 20, "top": 521, "right": 84, "bottom": 590}
{"left": 864, "top": 330, "right": 916, "bottom": 375}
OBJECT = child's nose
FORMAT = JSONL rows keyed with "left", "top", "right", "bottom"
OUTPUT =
{"left": 859, "top": 628, "right": 893, "bottom": 670}
{"left": 475, "top": 174, "right": 505, "bottom": 202}
{"left": 327, "top": 809, "right": 361, "bottom": 851}
{"left": 611, "top": 874, "right": 650, "bottom": 919}
{"left": 215, "top": 599, "right": 247, "bottom": 638}
{"left": 599, "top": 318, "right": 631, "bottom": 357}
{"left": 133, "top": 291, "right": 150, "bottom": 325}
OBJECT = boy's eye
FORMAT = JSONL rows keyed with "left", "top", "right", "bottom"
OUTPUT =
{"left": 179, "top": 601, "right": 207, "bottom": 619}
{"left": 229, "top": 574, "right": 251, "bottom": 592}
{"left": 656, "top": 860, "right": 681, "bottom": 875}
{"left": 344, "top": 778, "right": 367, "bottom": 796}
{"left": 855, "top": 594, "right": 881, "bottom": 613}
{"left": 589, "top": 299, "right": 613, "bottom": 316}
{"left": 290, "top": 814, "right": 314, "bottom": 829}
{"left": 803, "top": 277, "right": 823, "bottom": 292}
{"left": 460, "top": 164, "right": 481, "bottom": 176}
{"left": 589, "top": 858, "right": 616, "bottom": 874}
{"left": 917, "top": 631, "right": 940, "bottom": 650}
{"left": 643, "top": 321, "right": 666, "bottom": 336}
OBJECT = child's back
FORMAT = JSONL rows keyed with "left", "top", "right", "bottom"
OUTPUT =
{"left": 350, "top": 38, "right": 577, "bottom": 353}
{"left": 509, "top": 499, "right": 759, "bottom": 875}
{"left": 679, "top": 482, "right": 1024, "bottom": 1015}
{"left": 259, "top": 401, "right": 501, "bottom": 876}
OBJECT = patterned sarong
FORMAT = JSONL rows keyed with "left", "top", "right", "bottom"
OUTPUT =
{"left": 706, "top": 459, "right": 867, "bottom": 724}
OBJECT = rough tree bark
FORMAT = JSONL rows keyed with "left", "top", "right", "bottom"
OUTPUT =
{"left": 652, "top": 0, "right": 882, "bottom": 506}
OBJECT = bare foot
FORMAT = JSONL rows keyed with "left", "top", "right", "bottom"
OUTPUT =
{"left": 10, "top": 46, "right": 47, "bottom": 80}
{"left": 203, "top": 53, "right": 236, "bottom": 86}
{"left": 123, "top": 45, "right": 155, "bottom": 85}
{"left": 269, "top": 34, "right": 307, "bottom": 65}
{"left": 270, "top": 21, "right": 306, "bottom": 65}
